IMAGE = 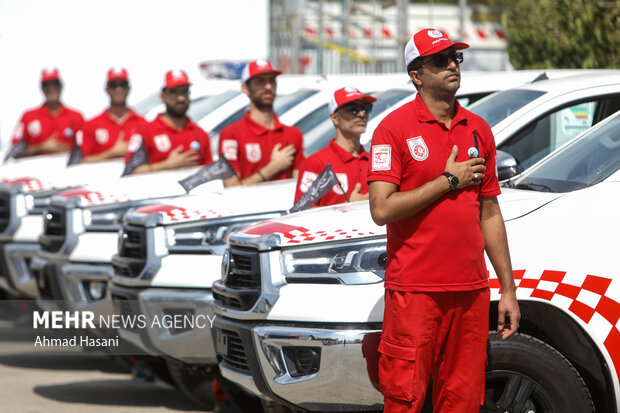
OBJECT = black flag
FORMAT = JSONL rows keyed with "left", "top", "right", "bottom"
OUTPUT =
{"left": 178, "top": 155, "right": 238, "bottom": 193}
{"left": 122, "top": 140, "right": 149, "bottom": 176}
{"left": 3, "top": 140, "right": 28, "bottom": 162}
{"left": 289, "top": 164, "right": 348, "bottom": 213}
{"left": 67, "top": 141, "right": 84, "bottom": 166}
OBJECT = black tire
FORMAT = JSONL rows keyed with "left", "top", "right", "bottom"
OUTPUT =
{"left": 165, "top": 358, "right": 216, "bottom": 410}
{"left": 219, "top": 375, "right": 265, "bottom": 413}
{"left": 483, "top": 333, "right": 594, "bottom": 413}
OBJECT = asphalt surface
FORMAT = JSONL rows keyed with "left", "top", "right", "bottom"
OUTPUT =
{"left": 0, "top": 304, "right": 210, "bottom": 413}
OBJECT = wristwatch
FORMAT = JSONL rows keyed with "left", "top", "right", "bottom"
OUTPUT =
{"left": 443, "top": 172, "right": 459, "bottom": 190}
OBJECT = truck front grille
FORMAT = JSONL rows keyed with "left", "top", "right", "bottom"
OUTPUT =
{"left": 39, "top": 206, "right": 67, "bottom": 252}
{"left": 0, "top": 193, "right": 11, "bottom": 233}
{"left": 219, "top": 329, "right": 250, "bottom": 373}
{"left": 112, "top": 225, "right": 147, "bottom": 278}
{"left": 212, "top": 246, "right": 261, "bottom": 311}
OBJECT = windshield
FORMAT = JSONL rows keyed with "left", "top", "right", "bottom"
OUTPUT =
{"left": 188, "top": 90, "right": 240, "bottom": 121}
{"left": 512, "top": 111, "right": 620, "bottom": 193}
{"left": 302, "top": 88, "right": 413, "bottom": 156}
{"left": 132, "top": 93, "right": 162, "bottom": 116}
{"left": 469, "top": 89, "right": 546, "bottom": 128}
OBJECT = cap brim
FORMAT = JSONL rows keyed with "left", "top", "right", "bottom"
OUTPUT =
{"left": 336, "top": 95, "right": 377, "bottom": 111}
{"left": 421, "top": 41, "right": 469, "bottom": 57}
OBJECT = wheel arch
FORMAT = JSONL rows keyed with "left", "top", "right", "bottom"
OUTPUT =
{"left": 489, "top": 299, "right": 618, "bottom": 413}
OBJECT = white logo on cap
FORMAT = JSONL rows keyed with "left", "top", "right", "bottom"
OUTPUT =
{"left": 344, "top": 86, "right": 358, "bottom": 93}
{"left": 256, "top": 59, "right": 269, "bottom": 67}
{"left": 171, "top": 69, "right": 184, "bottom": 79}
{"left": 427, "top": 29, "right": 443, "bottom": 38}
{"left": 407, "top": 136, "right": 428, "bottom": 161}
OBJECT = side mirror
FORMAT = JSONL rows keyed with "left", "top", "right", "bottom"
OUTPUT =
{"left": 497, "top": 150, "right": 519, "bottom": 181}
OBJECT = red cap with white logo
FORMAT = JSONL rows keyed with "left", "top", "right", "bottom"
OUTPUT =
{"left": 164, "top": 70, "right": 191, "bottom": 89}
{"left": 41, "top": 68, "right": 60, "bottom": 82}
{"left": 107, "top": 67, "right": 129, "bottom": 82}
{"left": 328, "top": 86, "right": 377, "bottom": 113}
{"left": 241, "top": 59, "right": 282, "bottom": 83}
{"left": 404, "top": 28, "right": 469, "bottom": 67}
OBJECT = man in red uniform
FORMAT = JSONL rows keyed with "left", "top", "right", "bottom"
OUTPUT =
{"left": 11, "top": 68, "right": 84, "bottom": 157}
{"left": 124, "top": 70, "right": 212, "bottom": 174}
{"left": 367, "top": 29, "right": 520, "bottom": 413}
{"left": 294, "top": 86, "right": 376, "bottom": 206}
{"left": 218, "top": 59, "right": 304, "bottom": 186}
{"left": 80, "top": 68, "right": 146, "bottom": 163}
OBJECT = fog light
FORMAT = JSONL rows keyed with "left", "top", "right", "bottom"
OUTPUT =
{"left": 87, "top": 281, "right": 106, "bottom": 300}
{"left": 282, "top": 346, "right": 321, "bottom": 377}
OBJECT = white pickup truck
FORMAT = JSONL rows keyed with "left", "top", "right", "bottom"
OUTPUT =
{"left": 107, "top": 179, "right": 295, "bottom": 408}
{"left": 211, "top": 111, "right": 620, "bottom": 412}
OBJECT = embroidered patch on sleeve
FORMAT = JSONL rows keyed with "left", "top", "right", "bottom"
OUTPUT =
{"left": 371, "top": 145, "right": 391, "bottom": 171}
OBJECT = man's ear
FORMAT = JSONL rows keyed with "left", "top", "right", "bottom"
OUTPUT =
{"left": 330, "top": 112, "right": 340, "bottom": 128}
{"left": 241, "top": 81, "right": 250, "bottom": 97}
{"left": 409, "top": 70, "right": 422, "bottom": 88}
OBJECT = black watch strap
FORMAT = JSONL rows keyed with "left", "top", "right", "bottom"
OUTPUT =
{"left": 443, "top": 172, "right": 459, "bottom": 190}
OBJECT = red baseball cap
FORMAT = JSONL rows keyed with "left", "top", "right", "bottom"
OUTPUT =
{"left": 164, "top": 69, "right": 191, "bottom": 89}
{"left": 404, "top": 28, "right": 469, "bottom": 67}
{"left": 328, "top": 86, "right": 377, "bottom": 113}
{"left": 241, "top": 59, "right": 282, "bottom": 83}
{"left": 107, "top": 67, "right": 129, "bottom": 82}
{"left": 41, "top": 68, "right": 60, "bottom": 82}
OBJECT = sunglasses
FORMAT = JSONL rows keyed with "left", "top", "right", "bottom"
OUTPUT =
{"left": 107, "top": 81, "right": 129, "bottom": 89}
{"left": 417, "top": 52, "right": 464, "bottom": 69}
{"left": 42, "top": 80, "right": 61, "bottom": 88}
{"left": 342, "top": 102, "right": 373, "bottom": 116}
{"left": 165, "top": 89, "right": 190, "bottom": 99}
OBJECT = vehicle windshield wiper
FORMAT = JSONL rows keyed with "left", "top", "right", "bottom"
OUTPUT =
{"left": 515, "top": 182, "right": 554, "bottom": 192}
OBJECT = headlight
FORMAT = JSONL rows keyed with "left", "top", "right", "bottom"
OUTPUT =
{"left": 282, "top": 239, "right": 386, "bottom": 285}
{"left": 166, "top": 213, "right": 282, "bottom": 254}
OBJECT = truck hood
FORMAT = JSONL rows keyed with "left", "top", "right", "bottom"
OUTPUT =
{"left": 126, "top": 179, "right": 297, "bottom": 225}
{"left": 497, "top": 188, "right": 564, "bottom": 221}
{"left": 50, "top": 166, "right": 224, "bottom": 207}
{"left": 236, "top": 200, "right": 384, "bottom": 248}
{"left": 0, "top": 153, "right": 67, "bottom": 181}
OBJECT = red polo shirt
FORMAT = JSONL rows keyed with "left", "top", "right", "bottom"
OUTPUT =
{"left": 124, "top": 114, "right": 213, "bottom": 165}
{"left": 294, "top": 139, "right": 369, "bottom": 206}
{"left": 81, "top": 109, "right": 146, "bottom": 156}
{"left": 368, "top": 95, "right": 501, "bottom": 292}
{"left": 12, "top": 104, "right": 84, "bottom": 149}
{"left": 218, "top": 111, "right": 304, "bottom": 180}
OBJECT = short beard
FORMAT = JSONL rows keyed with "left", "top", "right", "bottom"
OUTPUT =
{"left": 253, "top": 100, "right": 273, "bottom": 111}
{"left": 166, "top": 104, "right": 188, "bottom": 118}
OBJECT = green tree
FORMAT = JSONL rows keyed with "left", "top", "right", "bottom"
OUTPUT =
{"left": 503, "top": 0, "right": 619, "bottom": 69}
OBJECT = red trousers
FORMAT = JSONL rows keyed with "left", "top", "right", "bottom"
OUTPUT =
{"left": 379, "top": 288, "right": 489, "bottom": 413}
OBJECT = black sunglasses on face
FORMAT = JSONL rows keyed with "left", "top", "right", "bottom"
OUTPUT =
{"left": 165, "top": 89, "right": 190, "bottom": 99}
{"left": 42, "top": 80, "right": 61, "bottom": 88}
{"left": 107, "top": 81, "right": 129, "bottom": 89}
{"left": 417, "top": 52, "right": 464, "bottom": 69}
{"left": 343, "top": 102, "right": 373, "bottom": 116}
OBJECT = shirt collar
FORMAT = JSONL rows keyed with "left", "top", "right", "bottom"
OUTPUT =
{"left": 41, "top": 104, "right": 67, "bottom": 117}
{"left": 154, "top": 113, "right": 195, "bottom": 132}
{"left": 242, "top": 110, "right": 284, "bottom": 136}
{"left": 329, "top": 139, "right": 368, "bottom": 163}
{"left": 413, "top": 95, "right": 468, "bottom": 129}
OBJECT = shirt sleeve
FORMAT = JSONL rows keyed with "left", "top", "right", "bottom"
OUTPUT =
{"left": 476, "top": 124, "right": 501, "bottom": 198}
{"left": 218, "top": 125, "right": 241, "bottom": 173}
{"left": 124, "top": 122, "right": 148, "bottom": 164}
{"left": 199, "top": 130, "right": 213, "bottom": 165}
{"left": 11, "top": 113, "right": 27, "bottom": 145}
{"left": 290, "top": 127, "right": 305, "bottom": 171}
{"left": 367, "top": 125, "right": 403, "bottom": 186}
{"left": 293, "top": 154, "right": 323, "bottom": 203}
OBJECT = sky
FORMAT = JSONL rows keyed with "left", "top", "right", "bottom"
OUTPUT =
{"left": 0, "top": 0, "right": 268, "bottom": 150}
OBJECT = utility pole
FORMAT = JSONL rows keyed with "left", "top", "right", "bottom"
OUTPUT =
{"left": 459, "top": 0, "right": 467, "bottom": 41}
{"left": 396, "top": 0, "right": 408, "bottom": 71}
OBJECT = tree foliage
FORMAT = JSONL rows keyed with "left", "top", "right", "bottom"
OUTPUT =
{"left": 503, "top": 0, "right": 619, "bottom": 69}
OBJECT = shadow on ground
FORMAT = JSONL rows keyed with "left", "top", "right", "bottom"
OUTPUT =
{"left": 34, "top": 379, "right": 205, "bottom": 411}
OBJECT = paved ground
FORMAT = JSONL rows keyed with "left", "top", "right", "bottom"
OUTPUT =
{"left": 0, "top": 312, "right": 210, "bottom": 413}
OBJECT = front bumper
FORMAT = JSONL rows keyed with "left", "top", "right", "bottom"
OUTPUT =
{"left": 0, "top": 241, "right": 40, "bottom": 298}
{"left": 213, "top": 316, "right": 384, "bottom": 412}
{"left": 138, "top": 287, "right": 217, "bottom": 365}
{"left": 32, "top": 255, "right": 114, "bottom": 321}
